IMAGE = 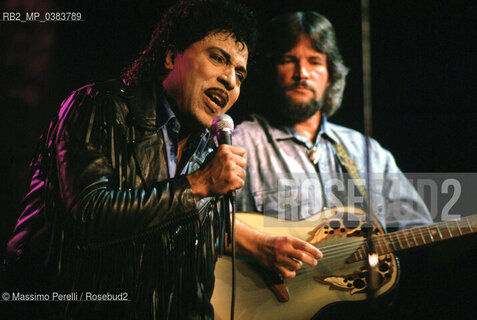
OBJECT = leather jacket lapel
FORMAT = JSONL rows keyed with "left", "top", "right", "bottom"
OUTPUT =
{"left": 127, "top": 81, "right": 166, "bottom": 186}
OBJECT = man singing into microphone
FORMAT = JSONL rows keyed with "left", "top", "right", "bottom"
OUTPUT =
{"left": 4, "top": 0, "right": 256, "bottom": 319}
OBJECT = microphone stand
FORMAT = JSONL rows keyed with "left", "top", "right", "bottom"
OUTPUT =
{"left": 222, "top": 189, "right": 236, "bottom": 320}
{"left": 361, "top": 0, "right": 379, "bottom": 316}
{"left": 228, "top": 192, "right": 237, "bottom": 320}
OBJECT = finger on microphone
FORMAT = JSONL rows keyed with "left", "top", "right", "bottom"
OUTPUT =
{"left": 229, "top": 145, "right": 246, "bottom": 156}
{"left": 237, "top": 167, "right": 246, "bottom": 179}
{"left": 234, "top": 154, "right": 247, "bottom": 168}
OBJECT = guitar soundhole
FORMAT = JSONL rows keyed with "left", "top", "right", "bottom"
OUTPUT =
{"left": 329, "top": 220, "right": 341, "bottom": 229}
{"left": 339, "top": 214, "right": 360, "bottom": 228}
{"left": 353, "top": 279, "right": 365, "bottom": 289}
{"left": 314, "top": 257, "right": 394, "bottom": 295}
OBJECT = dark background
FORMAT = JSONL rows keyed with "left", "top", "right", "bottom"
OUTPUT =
{"left": 1, "top": 0, "right": 476, "bottom": 318}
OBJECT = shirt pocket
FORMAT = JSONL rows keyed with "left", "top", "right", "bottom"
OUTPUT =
{"left": 252, "top": 186, "right": 320, "bottom": 221}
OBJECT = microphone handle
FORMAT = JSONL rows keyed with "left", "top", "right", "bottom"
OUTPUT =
{"left": 217, "top": 129, "right": 232, "bottom": 145}
{"left": 217, "top": 129, "right": 235, "bottom": 202}
{"left": 216, "top": 128, "right": 235, "bottom": 244}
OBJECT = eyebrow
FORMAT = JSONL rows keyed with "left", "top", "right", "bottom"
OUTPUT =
{"left": 282, "top": 53, "right": 325, "bottom": 61}
{"left": 212, "top": 46, "right": 248, "bottom": 77}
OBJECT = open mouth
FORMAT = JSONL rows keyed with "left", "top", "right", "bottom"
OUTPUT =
{"left": 204, "top": 88, "right": 229, "bottom": 109}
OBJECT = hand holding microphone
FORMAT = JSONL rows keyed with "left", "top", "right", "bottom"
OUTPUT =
{"left": 187, "top": 114, "right": 246, "bottom": 200}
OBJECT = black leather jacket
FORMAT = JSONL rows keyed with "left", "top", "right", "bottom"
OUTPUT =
{"left": 6, "top": 79, "right": 226, "bottom": 319}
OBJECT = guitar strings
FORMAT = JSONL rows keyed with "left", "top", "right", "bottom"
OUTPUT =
{"left": 246, "top": 218, "right": 476, "bottom": 283}
{"left": 313, "top": 230, "right": 432, "bottom": 257}
{"left": 285, "top": 234, "right": 448, "bottom": 280}
{"left": 292, "top": 254, "right": 370, "bottom": 280}
{"left": 293, "top": 248, "right": 386, "bottom": 279}
{"left": 270, "top": 223, "right": 472, "bottom": 281}
{"left": 295, "top": 244, "right": 399, "bottom": 279}
{"left": 290, "top": 220, "right": 473, "bottom": 279}
{"left": 306, "top": 218, "right": 472, "bottom": 256}
{"left": 292, "top": 227, "right": 473, "bottom": 281}
{"left": 259, "top": 219, "right": 476, "bottom": 284}
{"left": 305, "top": 231, "right": 412, "bottom": 256}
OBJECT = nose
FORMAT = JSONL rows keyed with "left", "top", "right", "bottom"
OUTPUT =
{"left": 293, "top": 61, "right": 310, "bottom": 80}
{"left": 218, "top": 67, "right": 237, "bottom": 91}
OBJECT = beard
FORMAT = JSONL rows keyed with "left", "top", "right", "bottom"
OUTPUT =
{"left": 263, "top": 79, "right": 326, "bottom": 126}
{"left": 271, "top": 80, "right": 324, "bottom": 124}
{"left": 281, "top": 94, "right": 323, "bottom": 123}
{"left": 270, "top": 86, "right": 323, "bottom": 125}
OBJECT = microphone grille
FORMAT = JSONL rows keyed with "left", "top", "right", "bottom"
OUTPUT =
{"left": 211, "top": 114, "right": 234, "bottom": 134}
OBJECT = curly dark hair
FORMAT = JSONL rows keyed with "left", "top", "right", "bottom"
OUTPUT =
{"left": 262, "top": 11, "right": 349, "bottom": 117}
{"left": 122, "top": 0, "right": 258, "bottom": 85}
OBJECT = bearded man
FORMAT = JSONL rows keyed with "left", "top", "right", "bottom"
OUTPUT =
{"left": 231, "top": 11, "right": 432, "bottom": 280}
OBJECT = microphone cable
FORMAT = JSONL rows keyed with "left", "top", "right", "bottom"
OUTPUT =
{"left": 230, "top": 193, "right": 236, "bottom": 320}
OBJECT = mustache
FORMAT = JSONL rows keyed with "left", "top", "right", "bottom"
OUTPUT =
{"left": 284, "top": 81, "right": 317, "bottom": 94}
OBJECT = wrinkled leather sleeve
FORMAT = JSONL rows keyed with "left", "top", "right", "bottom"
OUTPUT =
{"left": 55, "top": 85, "right": 199, "bottom": 245}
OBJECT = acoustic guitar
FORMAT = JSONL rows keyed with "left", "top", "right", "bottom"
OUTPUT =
{"left": 211, "top": 206, "right": 476, "bottom": 320}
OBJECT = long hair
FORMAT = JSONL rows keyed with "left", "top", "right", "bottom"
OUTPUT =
{"left": 122, "top": 0, "right": 258, "bottom": 85}
{"left": 262, "top": 11, "right": 348, "bottom": 117}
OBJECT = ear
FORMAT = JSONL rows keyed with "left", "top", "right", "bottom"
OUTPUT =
{"left": 164, "top": 45, "right": 178, "bottom": 71}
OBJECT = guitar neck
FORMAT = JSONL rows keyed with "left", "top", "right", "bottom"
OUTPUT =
{"left": 349, "top": 215, "right": 477, "bottom": 262}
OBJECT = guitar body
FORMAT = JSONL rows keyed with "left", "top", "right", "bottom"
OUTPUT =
{"left": 212, "top": 207, "right": 399, "bottom": 320}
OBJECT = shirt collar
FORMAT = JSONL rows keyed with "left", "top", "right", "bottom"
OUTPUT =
{"left": 156, "top": 88, "right": 210, "bottom": 146}
{"left": 320, "top": 115, "right": 340, "bottom": 144}
{"left": 156, "top": 90, "right": 180, "bottom": 132}
{"left": 269, "top": 113, "right": 339, "bottom": 146}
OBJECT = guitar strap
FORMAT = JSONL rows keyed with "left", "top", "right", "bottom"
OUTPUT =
{"left": 329, "top": 132, "right": 381, "bottom": 225}
{"left": 330, "top": 133, "right": 385, "bottom": 300}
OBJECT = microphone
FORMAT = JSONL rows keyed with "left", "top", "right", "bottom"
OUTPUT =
{"left": 211, "top": 114, "right": 237, "bottom": 320}
{"left": 211, "top": 114, "right": 236, "bottom": 203}
{"left": 211, "top": 114, "right": 236, "bottom": 205}
{"left": 211, "top": 114, "right": 234, "bottom": 145}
